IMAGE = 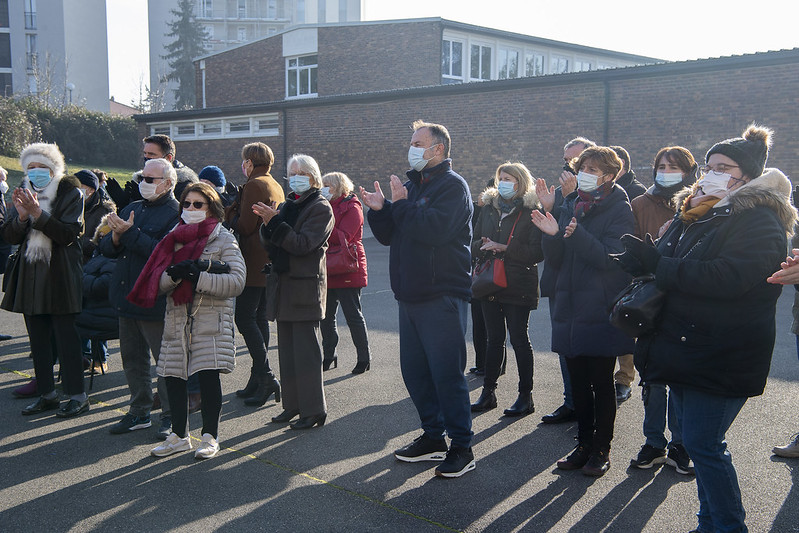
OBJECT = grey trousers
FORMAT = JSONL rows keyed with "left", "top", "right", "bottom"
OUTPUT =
{"left": 118, "top": 316, "right": 170, "bottom": 419}
{"left": 277, "top": 320, "right": 326, "bottom": 417}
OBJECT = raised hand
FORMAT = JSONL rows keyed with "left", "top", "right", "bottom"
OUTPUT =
{"left": 359, "top": 181, "right": 386, "bottom": 211}
{"left": 531, "top": 209, "right": 560, "bottom": 236}
{"left": 389, "top": 174, "right": 408, "bottom": 203}
{"left": 252, "top": 201, "right": 278, "bottom": 225}
{"left": 535, "top": 178, "right": 555, "bottom": 213}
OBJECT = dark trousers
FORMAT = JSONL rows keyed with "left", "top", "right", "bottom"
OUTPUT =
{"left": 321, "top": 287, "right": 371, "bottom": 364}
{"left": 165, "top": 370, "right": 222, "bottom": 438}
{"left": 470, "top": 299, "right": 487, "bottom": 371}
{"left": 481, "top": 300, "right": 534, "bottom": 393}
{"left": 24, "top": 313, "right": 84, "bottom": 396}
{"left": 235, "top": 286, "right": 271, "bottom": 375}
{"left": 565, "top": 355, "right": 617, "bottom": 451}
{"left": 277, "top": 320, "right": 326, "bottom": 417}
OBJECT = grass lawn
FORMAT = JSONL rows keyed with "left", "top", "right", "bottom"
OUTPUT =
{"left": 0, "top": 154, "right": 136, "bottom": 190}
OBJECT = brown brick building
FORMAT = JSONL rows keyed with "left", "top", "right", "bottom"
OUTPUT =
{"left": 136, "top": 18, "right": 799, "bottom": 193}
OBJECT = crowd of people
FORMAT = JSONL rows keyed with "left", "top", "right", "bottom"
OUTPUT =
{"left": 1, "top": 121, "right": 798, "bottom": 531}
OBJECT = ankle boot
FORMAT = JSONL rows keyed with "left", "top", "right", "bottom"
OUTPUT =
{"left": 503, "top": 392, "right": 534, "bottom": 417}
{"left": 235, "top": 370, "right": 258, "bottom": 398}
{"left": 470, "top": 387, "right": 497, "bottom": 412}
{"left": 582, "top": 447, "right": 611, "bottom": 477}
{"left": 244, "top": 372, "right": 281, "bottom": 406}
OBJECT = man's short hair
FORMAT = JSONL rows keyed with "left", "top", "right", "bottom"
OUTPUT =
{"left": 564, "top": 137, "right": 596, "bottom": 152}
{"left": 144, "top": 158, "right": 177, "bottom": 188}
{"left": 142, "top": 134, "right": 175, "bottom": 158}
{"left": 241, "top": 142, "right": 274, "bottom": 170}
{"left": 610, "top": 146, "right": 631, "bottom": 173}
{"left": 412, "top": 120, "right": 451, "bottom": 158}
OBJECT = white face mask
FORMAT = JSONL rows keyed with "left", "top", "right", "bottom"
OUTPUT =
{"left": 320, "top": 186, "right": 332, "bottom": 201}
{"left": 288, "top": 174, "right": 311, "bottom": 194}
{"left": 138, "top": 180, "right": 160, "bottom": 200}
{"left": 576, "top": 171, "right": 600, "bottom": 193}
{"left": 408, "top": 144, "right": 436, "bottom": 172}
{"left": 0, "top": 180, "right": 8, "bottom": 195}
{"left": 699, "top": 171, "right": 731, "bottom": 198}
{"left": 655, "top": 172, "right": 684, "bottom": 187}
{"left": 497, "top": 181, "right": 516, "bottom": 199}
{"left": 181, "top": 209, "right": 207, "bottom": 225}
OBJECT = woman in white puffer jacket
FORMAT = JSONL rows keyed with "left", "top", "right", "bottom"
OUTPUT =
{"left": 127, "top": 182, "right": 246, "bottom": 460}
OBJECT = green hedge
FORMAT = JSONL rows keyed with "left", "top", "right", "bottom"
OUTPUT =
{"left": 0, "top": 97, "right": 140, "bottom": 167}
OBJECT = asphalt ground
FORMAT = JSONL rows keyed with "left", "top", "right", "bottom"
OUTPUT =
{"left": 1, "top": 231, "right": 797, "bottom": 532}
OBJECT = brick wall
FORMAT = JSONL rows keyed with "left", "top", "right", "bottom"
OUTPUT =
{"left": 173, "top": 53, "right": 799, "bottom": 196}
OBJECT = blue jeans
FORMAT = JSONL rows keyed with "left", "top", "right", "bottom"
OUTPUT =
{"left": 643, "top": 384, "right": 682, "bottom": 450}
{"left": 398, "top": 296, "right": 473, "bottom": 449}
{"left": 671, "top": 387, "right": 748, "bottom": 533}
{"left": 81, "top": 337, "right": 108, "bottom": 362}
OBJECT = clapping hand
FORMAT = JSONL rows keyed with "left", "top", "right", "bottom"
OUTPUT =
{"left": 252, "top": 201, "right": 278, "bottom": 225}
{"left": 612, "top": 234, "right": 660, "bottom": 276}
{"left": 530, "top": 209, "right": 560, "bottom": 236}
{"left": 359, "top": 181, "right": 386, "bottom": 211}
{"left": 535, "top": 178, "right": 555, "bottom": 213}
{"left": 767, "top": 248, "right": 799, "bottom": 285}
{"left": 12, "top": 187, "right": 41, "bottom": 221}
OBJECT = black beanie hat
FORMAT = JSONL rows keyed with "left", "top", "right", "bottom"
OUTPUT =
{"left": 706, "top": 124, "right": 772, "bottom": 179}
{"left": 75, "top": 169, "right": 99, "bottom": 191}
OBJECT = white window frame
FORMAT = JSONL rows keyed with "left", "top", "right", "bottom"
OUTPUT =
{"left": 199, "top": 0, "right": 213, "bottom": 18}
{"left": 237, "top": 26, "right": 246, "bottom": 41}
{"left": 550, "top": 54, "right": 570, "bottom": 74}
{"left": 497, "top": 46, "right": 520, "bottom": 80}
{"left": 469, "top": 42, "right": 492, "bottom": 81}
{"left": 574, "top": 58, "right": 592, "bottom": 72}
{"left": 151, "top": 113, "right": 280, "bottom": 141}
{"left": 597, "top": 61, "right": 616, "bottom": 70}
{"left": 524, "top": 51, "right": 544, "bottom": 77}
{"left": 286, "top": 54, "right": 317, "bottom": 99}
{"left": 441, "top": 38, "right": 464, "bottom": 82}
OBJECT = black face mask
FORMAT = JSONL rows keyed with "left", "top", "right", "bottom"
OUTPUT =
{"left": 143, "top": 157, "right": 152, "bottom": 166}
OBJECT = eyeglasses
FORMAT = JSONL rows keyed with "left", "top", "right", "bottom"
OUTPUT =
{"left": 182, "top": 201, "right": 208, "bottom": 209}
{"left": 699, "top": 164, "right": 739, "bottom": 175}
{"left": 141, "top": 176, "right": 164, "bottom": 184}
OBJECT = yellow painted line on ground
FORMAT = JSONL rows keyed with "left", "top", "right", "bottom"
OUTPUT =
{"left": 0, "top": 363, "right": 461, "bottom": 532}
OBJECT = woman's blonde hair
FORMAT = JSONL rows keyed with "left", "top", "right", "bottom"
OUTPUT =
{"left": 322, "top": 171, "right": 354, "bottom": 198}
{"left": 493, "top": 161, "right": 533, "bottom": 198}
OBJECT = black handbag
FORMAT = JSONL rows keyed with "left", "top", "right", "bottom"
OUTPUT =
{"left": 609, "top": 274, "right": 665, "bottom": 338}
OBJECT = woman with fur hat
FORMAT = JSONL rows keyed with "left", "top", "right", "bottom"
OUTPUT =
{"left": 618, "top": 125, "right": 796, "bottom": 532}
{"left": 470, "top": 162, "right": 543, "bottom": 417}
{"left": 1, "top": 142, "right": 89, "bottom": 418}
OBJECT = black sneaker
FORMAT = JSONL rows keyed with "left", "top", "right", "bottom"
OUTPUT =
{"left": 434, "top": 445, "right": 476, "bottom": 478}
{"left": 109, "top": 413, "right": 152, "bottom": 434}
{"left": 667, "top": 444, "right": 695, "bottom": 475}
{"left": 630, "top": 444, "right": 667, "bottom": 469}
{"left": 394, "top": 434, "right": 448, "bottom": 462}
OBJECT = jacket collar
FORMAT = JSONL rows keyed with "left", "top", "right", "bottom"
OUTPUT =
{"left": 406, "top": 158, "right": 452, "bottom": 186}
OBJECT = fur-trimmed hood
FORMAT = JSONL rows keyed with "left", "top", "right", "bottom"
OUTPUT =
{"left": 676, "top": 168, "right": 797, "bottom": 233}
{"left": 480, "top": 187, "right": 541, "bottom": 211}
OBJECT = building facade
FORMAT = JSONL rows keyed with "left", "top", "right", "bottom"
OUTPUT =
{"left": 149, "top": 0, "right": 363, "bottom": 110}
{"left": 0, "top": 0, "right": 109, "bottom": 112}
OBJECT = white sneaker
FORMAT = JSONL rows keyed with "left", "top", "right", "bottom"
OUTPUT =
{"left": 151, "top": 433, "right": 192, "bottom": 457}
{"left": 773, "top": 433, "right": 799, "bottom": 458}
{"left": 195, "top": 433, "right": 220, "bottom": 460}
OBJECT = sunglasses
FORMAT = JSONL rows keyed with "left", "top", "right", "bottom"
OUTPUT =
{"left": 141, "top": 176, "right": 164, "bottom": 184}
{"left": 182, "top": 201, "right": 208, "bottom": 209}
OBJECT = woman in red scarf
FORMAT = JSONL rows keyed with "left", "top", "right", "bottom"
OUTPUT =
{"left": 128, "top": 182, "right": 246, "bottom": 459}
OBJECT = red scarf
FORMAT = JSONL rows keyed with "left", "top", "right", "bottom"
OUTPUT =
{"left": 574, "top": 181, "right": 613, "bottom": 220}
{"left": 127, "top": 218, "right": 217, "bottom": 308}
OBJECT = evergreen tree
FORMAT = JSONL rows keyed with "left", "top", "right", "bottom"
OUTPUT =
{"left": 162, "top": 0, "right": 208, "bottom": 110}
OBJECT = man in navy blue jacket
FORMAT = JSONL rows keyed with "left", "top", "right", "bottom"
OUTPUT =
{"left": 360, "top": 120, "right": 475, "bottom": 478}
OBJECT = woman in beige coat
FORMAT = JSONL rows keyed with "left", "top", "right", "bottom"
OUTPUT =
{"left": 128, "top": 182, "right": 246, "bottom": 459}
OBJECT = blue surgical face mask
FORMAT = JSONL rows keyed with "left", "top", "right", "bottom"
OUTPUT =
{"left": 27, "top": 168, "right": 52, "bottom": 189}
{"left": 655, "top": 172, "right": 684, "bottom": 187}
{"left": 408, "top": 144, "right": 438, "bottom": 172}
{"left": 288, "top": 174, "right": 311, "bottom": 194}
{"left": 576, "top": 171, "right": 600, "bottom": 193}
{"left": 320, "top": 186, "right": 332, "bottom": 200}
{"left": 497, "top": 181, "right": 517, "bottom": 199}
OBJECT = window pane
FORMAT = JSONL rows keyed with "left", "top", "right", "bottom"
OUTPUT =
{"left": 299, "top": 54, "right": 317, "bottom": 67}
{"left": 498, "top": 49, "right": 507, "bottom": 79}
{"left": 442, "top": 41, "right": 450, "bottom": 75}
{"left": 481, "top": 46, "right": 491, "bottom": 79}
{"left": 201, "top": 122, "right": 221, "bottom": 134}
{"left": 177, "top": 124, "right": 195, "bottom": 135}
{"left": 299, "top": 67, "right": 309, "bottom": 95}
{"left": 509, "top": 51, "right": 518, "bottom": 78}
{"left": 310, "top": 67, "right": 317, "bottom": 94}
{"left": 229, "top": 120, "right": 250, "bottom": 132}
{"left": 470, "top": 45, "right": 479, "bottom": 79}
{"left": 288, "top": 70, "right": 297, "bottom": 96}
{"left": 452, "top": 41, "right": 462, "bottom": 77}
{"left": 289, "top": 58, "right": 297, "bottom": 67}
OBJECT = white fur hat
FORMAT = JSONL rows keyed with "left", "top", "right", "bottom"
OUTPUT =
{"left": 20, "top": 142, "right": 65, "bottom": 178}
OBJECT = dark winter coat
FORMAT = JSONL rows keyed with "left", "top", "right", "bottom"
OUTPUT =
{"left": 0, "top": 192, "right": 11, "bottom": 273}
{"left": 326, "top": 194, "right": 367, "bottom": 289}
{"left": 75, "top": 251, "right": 118, "bottom": 340}
{"left": 99, "top": 192, "right": 180, "bottom": 321}
{"left": 81, "top": 189, "right": 116, "bottom": 263}
{"left": 616, "top": 171, "right": 646, "bottom": 201}
{"left": 1, "top": 176, "right": 84, "bottom": 315}
{"left": 635, "top": 169, "right": 796, "bottom": 397}
{"left": 630, "top": 186, "right": 679, "bottom": 240}
{"left": 368, "top": 159, "right": 473, "bottom": 303}
{"left": 472, "top": 188, "right": 544, "bottom": 308}
{"left": 542, "top": 184, "right": 635, "bottom": 358}
{"left": 260, "top": 189, "right": 334, "bottom": 322}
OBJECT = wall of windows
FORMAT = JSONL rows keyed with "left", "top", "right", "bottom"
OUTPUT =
{"left": 149, "top": 113, "right": 281, "bottom": 141}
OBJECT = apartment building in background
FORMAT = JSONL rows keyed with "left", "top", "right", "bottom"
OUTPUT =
{"left": 0, "top": 0, "right": 109, "bottom": 112}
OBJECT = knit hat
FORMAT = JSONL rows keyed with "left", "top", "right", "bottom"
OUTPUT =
{"left": 75, "top": 169, "right": 99, "bottom": 191}
{"left": 706, "top": 125, "right": 772, "bottom": 179}
{"left": 198, "top": 166, "right": 226, "bottom": 188}
{"left": 20, "top": 142, "right": 65, "bottom": 178}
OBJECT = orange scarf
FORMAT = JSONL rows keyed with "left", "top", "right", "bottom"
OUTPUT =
{"left": 679, "top": 195, "right": 721, "bottom": 224}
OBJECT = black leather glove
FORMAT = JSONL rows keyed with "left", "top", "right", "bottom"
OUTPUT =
{"left": 184, "top": 261, "right": 201, "bottom": 286}
{"left": 610, "top": 249, "right": 646, "bottom": 276}
{"left": 166, "top": 259, "right": 194, "bottom": 282}
{"left": 195, "top": 259, "right": 230, "bottom": 274}
{"left": 620, "top": 233, "right": 661, "bottom": 274}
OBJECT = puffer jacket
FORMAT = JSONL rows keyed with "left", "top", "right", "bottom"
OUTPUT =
{"left": 1, "top": 175, "right": 84, "bottom": 315}
{"left": 543, "top": 184, "right": 635, "bottom": 357}
{"left": 260, "top": 189, "right": 334, "bottom": 322}
{"left": 157, "top": 224, "right": 246, "bottom": 379}
{"left": 81, "top": 188, "right": 115, "bottom": 262}
{"left": 75, "top": 251, "right": 118, "bottom": 340}
{"left": 327, "top": 194, "right": 367, "bottom": 289}
{"left": 472, "top": 188, "right": 544, "bottom": 308}
{"left": 635, "top": 168, "right": 796, "bottom": 397}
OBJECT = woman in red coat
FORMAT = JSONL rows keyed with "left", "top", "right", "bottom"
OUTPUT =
{"left": 320, "top": 172, "right": 371, "bottom": 374}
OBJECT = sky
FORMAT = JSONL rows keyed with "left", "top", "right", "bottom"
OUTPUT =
{"left": 107, "top": 0, "right": 799, "bottom": 106}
